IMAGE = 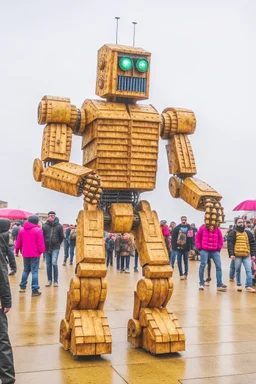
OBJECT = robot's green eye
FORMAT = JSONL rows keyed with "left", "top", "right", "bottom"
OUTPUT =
{"left": 119, "top": 57, "right": 133, "bottom": 71}
{"left": 136, "top": 58, "right": 149, "bottom": 72}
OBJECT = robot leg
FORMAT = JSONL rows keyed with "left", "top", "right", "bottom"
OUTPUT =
{"left": 60, "top": 204, "right": 112, "bottom": 356}
{"left": 128, "top": 201, "right": 185, "bottom": 354}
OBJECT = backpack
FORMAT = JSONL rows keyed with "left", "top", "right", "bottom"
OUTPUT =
{"left": 106, "top": 238, "right": 114, "bottom": 251}
{"left": 177, "top": 230, "right": 187, "bottom": 249}
{"left": 70, "top": 229, "right": 76, "bottom": 241}
{"left": 120, "top": 236, "right": 131, "bottom": 254}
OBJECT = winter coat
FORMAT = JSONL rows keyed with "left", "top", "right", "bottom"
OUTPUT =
{"left": 105, "top": 237, "right": 114, "bottom": 252}
{"left": 228, "top": 229, "right": 256, "bottom": 257}
{"left": 0, "top": 219, "right": 12, "bottom": 309}
{"left": 195, "top": 225, "right": 223, "bottom": 251}
{"left": 120, "top": 235, "right": 134, "bottom": 256}
{"left": 69, "top": 229, "right": 76, "bottom": 246}
{"left": 115, "top": 235, "right": 121, "bottom": 253}
{"left": 171, "top": 224, "right": 193, "bottom": 252}
{"left": 12, "top": 225, "right": 21, "bottom": 240}
{"left": 64, "top": 227, "right": 71, "bottom": 241}
{"left": 15, "top": 222, "right": 45, "bottom": 257}
{"left": 161, "top": 225, "right": 170, "bottom": 237}
{"left": 42, "top": 217, "right": 64, "bottom": 251}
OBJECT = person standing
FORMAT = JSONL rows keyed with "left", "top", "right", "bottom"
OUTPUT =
{"left": 7, "top": 230, "right": 17, "bottom": 276}
{"left": 15, "top": 216, "right": 45, "bottom": 296}
{"left": 68, "top": 225, "right": 76, "bottom": 266}
{"left": 227, "top": 218, "right": 256, "bottom": 293}
{"left": 196, "top": 224, "right": 227, "bottom": 291}
{"left": 63, "top": 224, "right": 71, "bottom": 265}
{"left": 160, "top": 220, "right": 171, "bottom": 264}
{"left": 172, "top": 216, "right": 193, "bottom": 279}
{"left": 43, "top": 211, "right": 64, "bottom": 287}
{"left": 120, "top": 233, "right": 133, "bottom": 273}
{"left": 169, "top": 221, "right": 177, "bottom": 268}
{"left": 115, "top": 233, "right": 121, "bottom": 270}
{"left": 0, "top": 218, "right": 15, "bottom": 384}
{"left": 105, "top": 233, "right": 114, "bottom": 267}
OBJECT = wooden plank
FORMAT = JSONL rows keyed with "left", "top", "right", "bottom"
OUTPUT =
{"left": 93, "top": 317, "right": 105, "bottom": 343}
{"left": 81, "top": 312, "right": 96, "bottom": 343}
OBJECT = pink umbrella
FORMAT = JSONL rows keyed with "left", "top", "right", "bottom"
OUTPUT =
{"left": 0, "top": 208, "right": 34, "bottom": 220}
{"left": 233, "top": 200, "right": 256, "bottom": 211}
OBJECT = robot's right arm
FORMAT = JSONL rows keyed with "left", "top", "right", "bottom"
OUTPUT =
{"left": 33, "top": 96, "right": 102, "bottom": 204}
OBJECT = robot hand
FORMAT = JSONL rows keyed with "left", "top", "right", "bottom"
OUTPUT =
{"left": 33, "top": 159, "right": 102, "bottom": 204}
{"left": 81, "top": 172, "right": 102, "bottom": 205}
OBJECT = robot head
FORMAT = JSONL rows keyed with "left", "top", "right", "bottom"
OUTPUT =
{"left": 96, "top": 44, "right": 151, "bottom": 100}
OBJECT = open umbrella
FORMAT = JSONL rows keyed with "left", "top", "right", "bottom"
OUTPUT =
{"left": 233, "top": 200, "right": 256, "bottom": 211}
{"left": 0, "top": 208, "right": 33, "bottom": 220}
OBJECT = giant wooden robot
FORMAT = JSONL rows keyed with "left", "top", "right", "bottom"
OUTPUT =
{"left": 34, "top": 44, "right": 224, "bottom": 356}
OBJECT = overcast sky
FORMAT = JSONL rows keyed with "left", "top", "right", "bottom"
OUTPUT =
{"left": 0, "top": 0, "right": 255, "bottom": 225}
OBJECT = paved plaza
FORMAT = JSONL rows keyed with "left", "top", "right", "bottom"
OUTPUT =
{"left": 9, "top": 249, "right": 256, "bottom": 383}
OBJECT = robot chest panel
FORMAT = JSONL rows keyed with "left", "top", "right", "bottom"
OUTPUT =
{"left": 81, "top": 101, "right": 161, "bottom": 191}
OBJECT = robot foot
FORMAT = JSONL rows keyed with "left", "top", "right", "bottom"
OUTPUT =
{"left": 128, "top": 308, "right": 185, "bottom": 354}
{"left": 60, "top": 309, "right": 112, "bottom": 356}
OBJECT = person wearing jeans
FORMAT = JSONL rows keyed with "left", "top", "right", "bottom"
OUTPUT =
{"left": 229, "top": 258, "right": 235, "bottom": 281}
{"left": 227, "top": 217, "right": 256, "bottom": 293}
{"left": 176, "top": 250, "right": 189, "bottom": 277}
{"left": 45, "top": 249, "right": 60, "bottom": 285}
{"left": 15, "top": 216, "right": 45, "bottom": 296}
{"left": 42, "top": 211, "right": 64, "bottom": 287}
{"left": 171, "top": 216, "right": 193, "bottom": 279}
{"left": 196, "top": 223, "right": 227, "bottom": 291}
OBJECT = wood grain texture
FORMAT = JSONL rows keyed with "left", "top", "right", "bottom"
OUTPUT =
{"left": 41, "top": 162, "right": 92, "bottom": 196}
{"left": 161, "top": 108, "right": 196, "bottom": 139}
{"left": 38, "top": 96, "right": 71, "bottom": 125}
{"left": 180, "top": 177, "right": 222, "bottom": 211}
{"left": 134, "top": 201, "right": 169, "bottom": 266}
{"left": 166, "top": 134, "right": 197, "bottom": 176}
{"left": 81, "top": 100, "right": 160, "bottom": 191}
{"left": 41, "top": 123, "right": 72, "bottom": 162}
{"left": 109, "top": 203, "right": 133, "bottom": 233}
{"left": 95, "top": 44, "right": 151, "bottom": 100}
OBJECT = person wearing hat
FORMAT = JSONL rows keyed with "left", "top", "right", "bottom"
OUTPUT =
{"left": 42, "top": 211, "right": 64, "bottom": 287}
{"left": 15, "top": 215, "right": 45, "bottom": 296}
{"left": 0, "top": 218, "right": 15, "bottom": 383}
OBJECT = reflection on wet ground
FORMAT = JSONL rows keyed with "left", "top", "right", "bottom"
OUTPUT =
{"left": 8, "top": 249, "right": 256, "bottom": 383}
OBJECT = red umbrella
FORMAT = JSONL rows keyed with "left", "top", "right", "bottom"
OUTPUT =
{"left": 233, "top": 200, "right": 256, "bottom": 211}
{"left": 0, "top": 208, "right": 34, "bottom": 220}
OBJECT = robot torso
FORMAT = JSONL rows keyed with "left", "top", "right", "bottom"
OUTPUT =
{"left": 81, "top": 99, "right": 161, "bottom": 192}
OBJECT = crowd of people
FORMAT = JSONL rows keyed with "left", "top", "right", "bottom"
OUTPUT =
{"left": 160, "top": 215, "right": 256, "bottom": 293}
{"left": 104, "top": 233, "right": 139, "bottom": 273}
{"left": 1, "top": 210, "right": 256, "bottom": 383}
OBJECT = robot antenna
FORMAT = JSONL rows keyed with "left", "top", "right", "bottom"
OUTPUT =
{"left": 132, "top": 22, "right": 137, "bottom": 47}
{"left": 115, "top": 17, "right": 120, "bottom": 44}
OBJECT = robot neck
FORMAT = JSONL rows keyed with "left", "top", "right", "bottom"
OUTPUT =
{"left": 106, "top": 97, "right": 137, "bottom": 104}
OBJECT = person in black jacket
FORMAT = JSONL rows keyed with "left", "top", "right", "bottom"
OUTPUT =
{"left": 105, "top": 233, "right": 114, "bottom": 267}
{"left": 42, "top": 211, "right": 64, "bottom": 287}
{"left": 62, "top": 225, "right": 71, "bottom": 266}
{"left": 171, "top": 216, "right": 193, "bottom": 279}
{"left": 0, "top": 219, "right": 15, "bottom": 384}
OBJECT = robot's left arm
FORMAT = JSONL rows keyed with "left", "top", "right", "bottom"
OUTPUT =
{"left": 160, "top": 107, "right": 224, "bottom": 226}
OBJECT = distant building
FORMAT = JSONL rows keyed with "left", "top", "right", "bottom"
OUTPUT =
{"left": 0, "top": 200, "right": 8, "bottom": 208}
{"left": 35, "top": 212, "right": 48, "bottom": 224}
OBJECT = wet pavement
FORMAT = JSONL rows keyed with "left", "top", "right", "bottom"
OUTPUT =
{"left": 8, "top": 249, "right": 256, "bottom": 383}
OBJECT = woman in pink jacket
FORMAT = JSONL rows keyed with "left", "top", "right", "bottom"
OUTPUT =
{"left": 195, "top": 224, "right": 227, "bottom": 292}
{"left": 15, "top": 216, "right": 45, "bottom": 296}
